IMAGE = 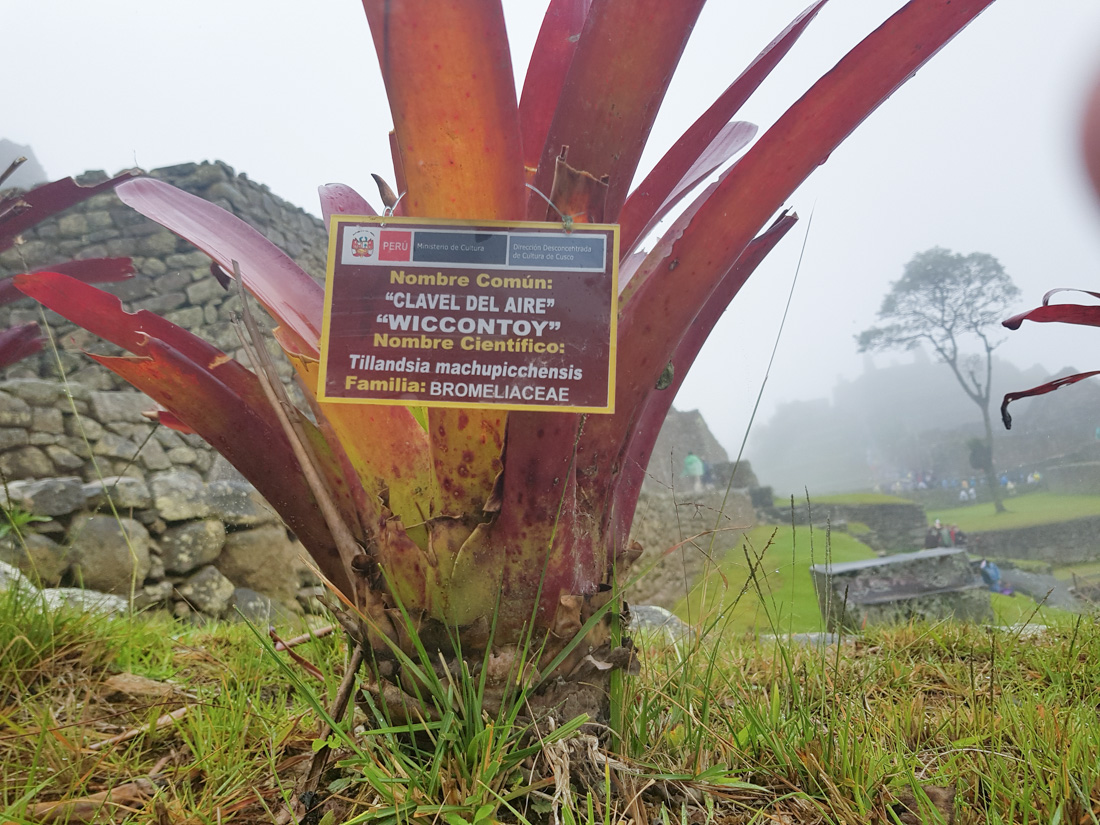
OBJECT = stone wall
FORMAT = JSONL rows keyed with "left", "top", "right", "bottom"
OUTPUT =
{"left": 972, "top": 516, "right": 1100, "bottom": 565}
{"left": 0, "top": 470, "right": 320, "bottom": 623}
{"left": 0, "top": 162, "right": 327, "bottom": 393}
{"left": 627, "top": 487, "right": 754, "bottom": 607}
{"left": 765, "top": 499, "right": 927, "bottom": 553}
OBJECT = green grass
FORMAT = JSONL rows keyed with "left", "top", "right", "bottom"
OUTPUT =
{"left": 929, "top": 492, "right": 1100, "bottom": 531}
{"left": 2, "top": 579, "right": 1098, "bottom": 824}
{"left": 806, "top": 492, "right": 912, "bottom": 505}
{"left": 674, "top": 524, "right": 879, "bottom": 634}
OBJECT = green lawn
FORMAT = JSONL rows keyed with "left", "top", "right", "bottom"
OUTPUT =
{"left": 674, "top": 524, "right": 878, "bottom": 634}
{"left": 928, "top": 492, "right": 1100, "bottom": 532}
{"left": 809, "top": 492, "right": 912, "bottom": 505}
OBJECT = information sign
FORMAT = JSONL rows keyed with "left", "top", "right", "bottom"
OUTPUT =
{"left": 318, "top": 217, "right": 618, "bottom": 413}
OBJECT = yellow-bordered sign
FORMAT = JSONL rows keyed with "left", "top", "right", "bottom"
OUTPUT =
{"left": 318, "top": 216, "right": 618, "bottom": 414}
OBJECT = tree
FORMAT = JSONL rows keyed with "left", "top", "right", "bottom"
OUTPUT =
{"left": 858, "top": 247, "right": 1019, "bottom": 512}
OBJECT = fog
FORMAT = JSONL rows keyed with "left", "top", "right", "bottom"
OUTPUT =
{"left": 9, "top": 0, "right": 1100, "bottom": 459}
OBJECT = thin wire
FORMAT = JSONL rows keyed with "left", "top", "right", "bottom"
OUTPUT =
{"left": 724, "top": 207, "right": 816, "bottom": 508}
{"left": 380, "top": 190, "right": 407, "bottom": 224}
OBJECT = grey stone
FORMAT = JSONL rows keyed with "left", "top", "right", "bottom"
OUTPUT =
{"left": 164, "top": 307, "right": 205, "bottom": 329}
{"left": 0, "top": 427, "right": 29, "bottom": 450}
{"left": 26, "top": 432, "right": 55, "bottom": 447}
{"left": 46, "top": 445, "right": 86, "bottom": 472}
{"left": 228, "top": 587, "right": 296, "bottom": 625}
{"left": 57, "top": 214, "right": 89, "bottom": 237}
{"left": 141, "top": 258, "right": 167, "bottom": 277}
{"left": 58, "top": 436, "right": 92, "bottom": 459}
{"left": 90, "top": 391, "right": 152, "bottom": 424}
{"left": 138, "top": 231, "right": 180, "bottom": 257}
{"left": 160, "top": 520, "right": 226, "bottom": 575}
{"left": 135, "top": 580, "right": 174, "bottom": 609}
{"left": 215, "top": 524, "right": 305, "bottom": 610}
{"left": 154, "top": 428, "right": 187, "bottom": 450}
{"left": 150, "top": 470, "right": 210, "bottom": 521}
{"left": 3, "top": 379, "right": 64, "bottom": 406}
{"left": 629, "top": 605, "right": 694, "bottom": 643}
{"left": 2, "top": 476, "right": 85, "bottom": 515}
{"left": 138, "top": 438, "right": 172, "bottom": 471}
{"left": 40, "top": 588, "right": 129, "bottom": 616}
{"left": 68, "top": 514, "right": 152, "bottom": 594}
{"left": 166, "top": 446, "right": 199, "bottom": 465}
{"left": 32, "top": 407, "right": 64, "bottom": 434}
{"left": 85, "top": 211, "right": 115, "bottom": 231}
{"left": 0, "top": 392, "right": 32, "bottom": 427}
{"left": 105, "top": 422, "right": 153, "bottom": 441}
{"left": 82, "top": 476, "right": 152, "bottom": 509}
{"left": 206, "top": 181, "right": 249, "bottom": 210}
{"left": 133, "top": 292, "right": 187, "bottom": 314}
{"left": 92, "top": 432, "right": 141, "bottom": 461}
{"left": 157, "top": 270, "right": 192, "bottom": 292}
{"left": 176, "top": 565, "right": 235, "bottom": 617}
{"left": 0, "top": 533, "right": 69, "bottom": 586}
{"left": 0, "top": 560, "right": 33, "bottom": 593}
{"left": 208, "top": 480, "right": 276, "bottom": 525}
{"left": 0, "top": 447, "right": 54, "bottom": 479}
{"left": 186, "top": 278, "right": 226, "bottom": 306}
{"left": 65, "top": 415, "right": 104, "bottom": 440}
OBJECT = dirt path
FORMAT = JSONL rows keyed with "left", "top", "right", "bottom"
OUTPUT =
{"left": 999, "top": 567, "right": 1087, "bottom": 612}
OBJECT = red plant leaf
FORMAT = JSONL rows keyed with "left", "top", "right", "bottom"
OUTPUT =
{"left": 0, "top": 170, "right": 141, "bottom": 252}
{"left": 361, "top": 0, "right": 525, "bottom": 515}
{"left": 275, "top": 338, "right": 434, "bottom": 530}
{"left": 115, "top": 178, "right": 324, "bottom": 358}
{"left": 143, "top": 409, "right": 196, "bottom": 435}
{"left": 318, "top": 184, "right": 377, "bottom": 229}
{"left": 0, "top": 322, "right": 42, "bottom": 368}
{"left": 529, "top": 0, "right": 707, "bottom": 222}
{"left": 89, "top": 344, "right": 353, "bottom": 595}
{"left": 15, "top": 271, "right": 270, "bottom": 411}
{"left": 361, "top": 0, "right": 525, "bottom": 221}
{"left": 519, "top": 0, "right": 593, "bottom": 183}
{"left": 1001, "top": 371, "right": 1100, "bottom": 430}
{"left": 611, "top": 212, "right": 798, "bottom": 539}
{"left": 580, "top": 0, "right": 997, "bottom": 511}
{"left": 617, "top": 0, "right": 828, "bottom": 255}
{"left": 619, "top": 121, "right": 757, "bottom": 258}
{"left": 1003, "top": 289, "right": 1100, "bottom": 330}
{"left": 0, "top": 258, "right": 134, "bottom": 307}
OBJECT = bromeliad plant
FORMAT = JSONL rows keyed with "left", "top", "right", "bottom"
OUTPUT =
{"left": 15, "top": 1, "right": 997, "bottom": 702}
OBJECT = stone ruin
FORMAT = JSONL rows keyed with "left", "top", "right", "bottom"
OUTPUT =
{"left": 811, "top": 547, "right": 992, "bottom": 632}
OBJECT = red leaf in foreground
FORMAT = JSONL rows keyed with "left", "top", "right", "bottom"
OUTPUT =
{"left": 0, "top": 258, "right": 134, "bottom": 306}
{"left": 519, "top": 0, "right": 592, "bottom": 183}
{"left": 617, "top": 0, "right": 828, "bottom": 254}
{"left": 0, "top": 322, "right": 42, "bottom": 368}
{"left": 318, "top": 183, "right": 376, "bottom": 229}
{"left": 1003, "top": 289, "right": 1100, "bottom": 330}
{"left": 1001, "top": 371, "right": 1100, "bottom": 430}
{"left": 115, "top": 178, "right": 324, "bottom": 358}
{"left": 0, "top": 170, "right": 140, "bottom": 252}
{"left": 611, "top": 212, "right": 798, "bottom": 539}
{"left": 581, "top": 0, "right": 997, "bottom": 513}
{"left": 531, "top": 0, "right": 707, "bottom": 221}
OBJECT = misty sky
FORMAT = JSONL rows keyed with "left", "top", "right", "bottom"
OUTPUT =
{"left": 9, "top": 1, "right": 1100, "bottom": 457}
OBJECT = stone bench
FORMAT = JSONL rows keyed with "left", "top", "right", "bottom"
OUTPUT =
{"left": 810, "top": 547, "right": 992, "bottom": 631}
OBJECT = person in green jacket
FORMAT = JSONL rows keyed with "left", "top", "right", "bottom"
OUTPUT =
{"left": 683, "top": 451, "right": 704, "bottom": 493}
